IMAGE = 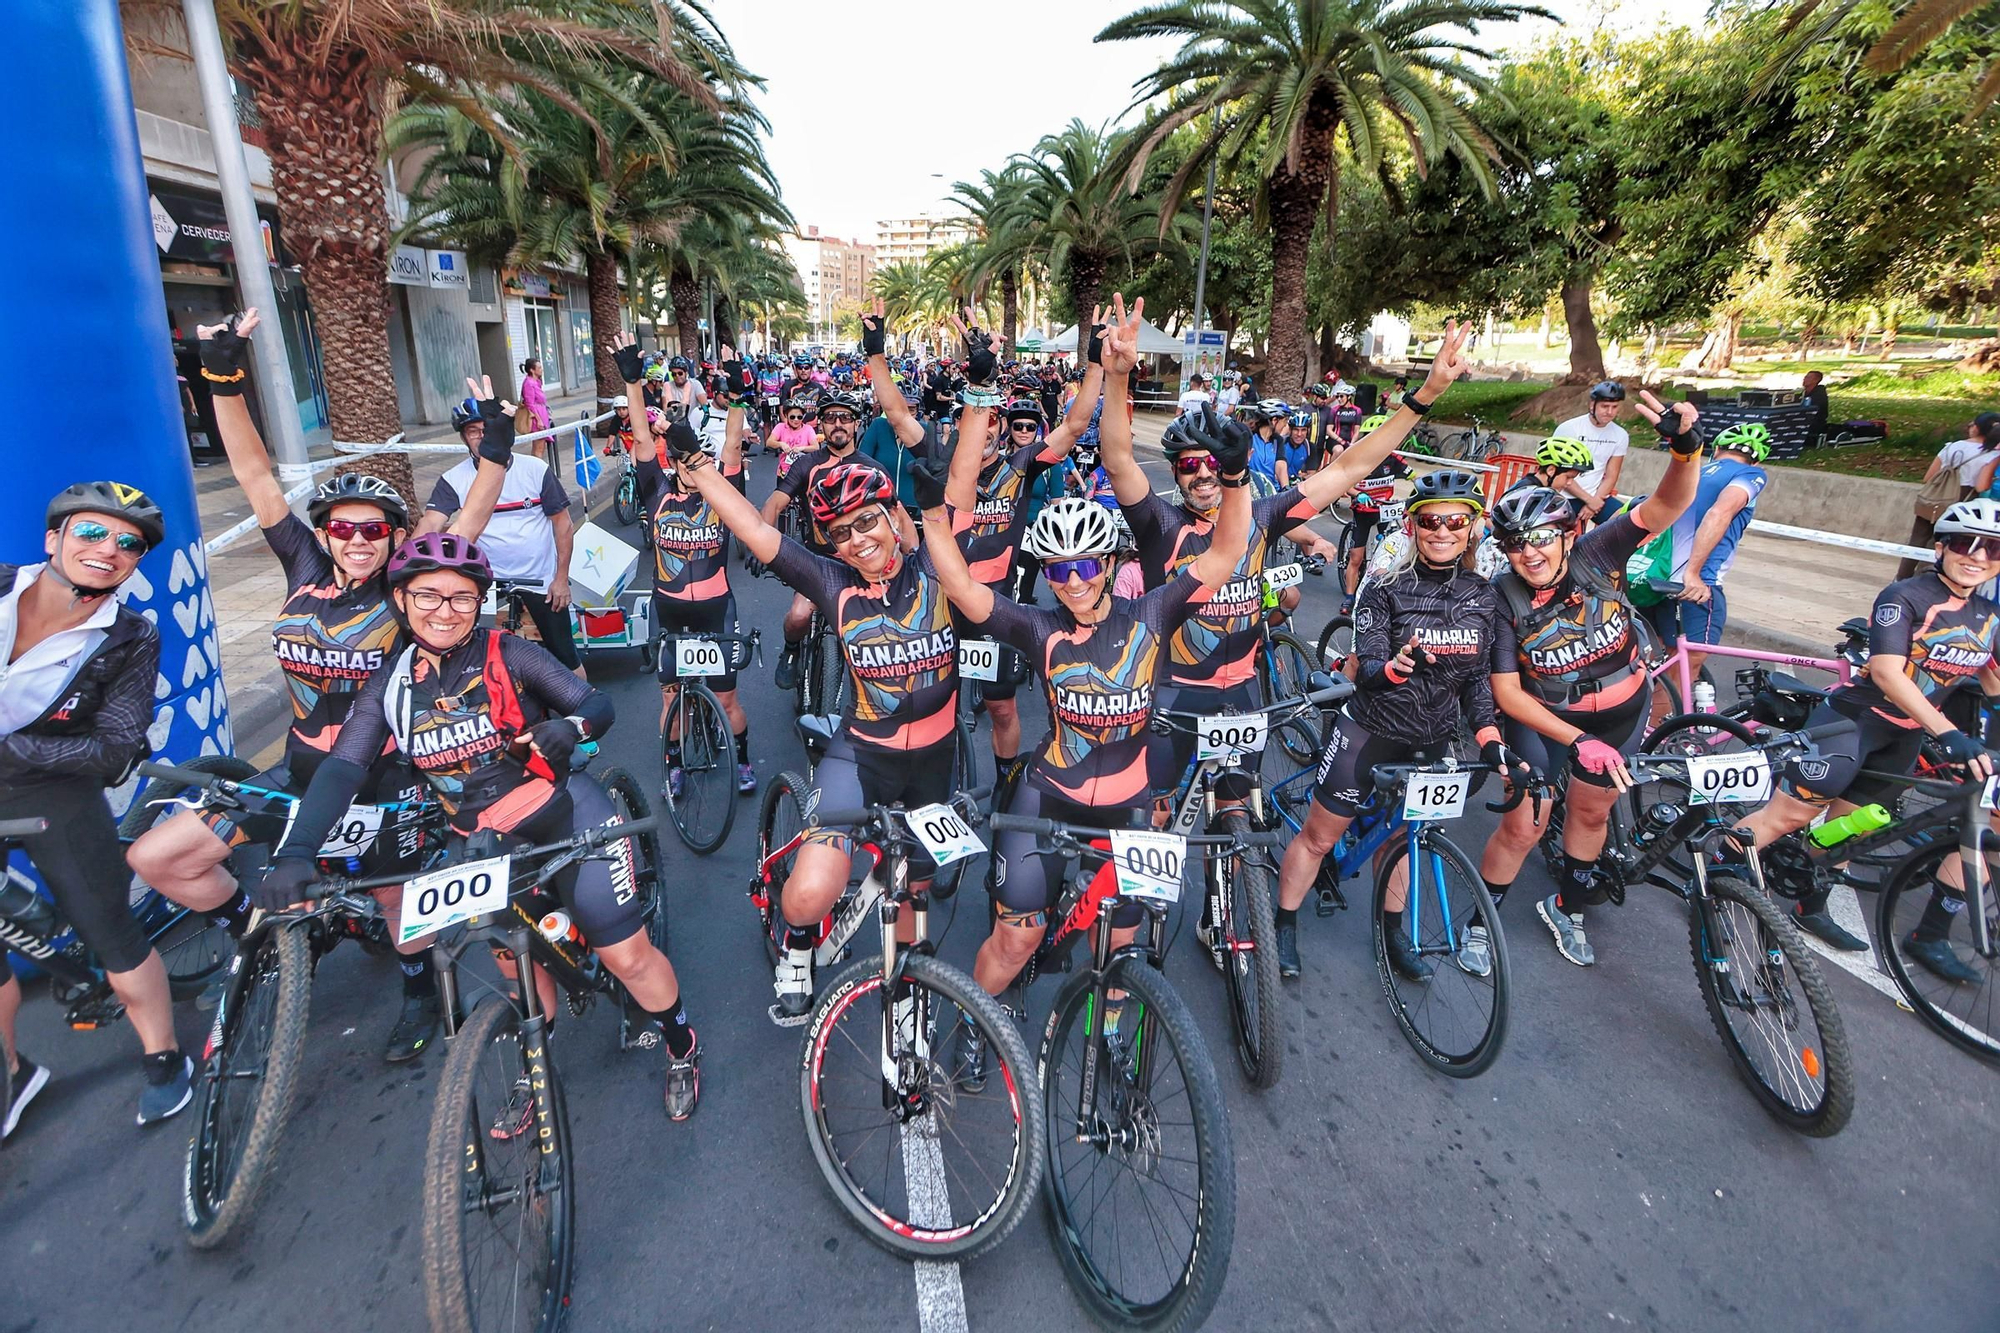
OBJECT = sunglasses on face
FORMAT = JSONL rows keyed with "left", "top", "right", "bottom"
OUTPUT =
{"left": 324, "top": 518, "right": 394, "bottom": 541}
{"left": 1045, "top": 556, "right": 1107, "bottom": 584}
{"left": 68, "top": 520, "right": 147, "bottom": 555}
{"left": 405, "top": 589, "right": 482, "bottom": 613}
{"left": 1414, "top": 512, "right": 1474, "bottom": 533}
{"left": 825, "top": 508, "right": 885, "bottom": 546}
{"left": 1498, "top": 527, "right": 1566, "bottom": 553}
{"left": 820, "top": 412, "right": 856, "bottom": 425}
{"left": 1173, "top": 453, "right": 1219, "bottom": 476}
{"left": 1011, "top": 421, "right": 1038, "bottom": 432}
{"left": 1943, "top": 534, "right": 2000, "bottom": 560}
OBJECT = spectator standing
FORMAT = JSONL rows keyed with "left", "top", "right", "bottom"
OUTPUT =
{"left": 1903, "top": 413, "right": 2000, "bottom": 578}
{"left": 1177, "top": 373, "right": 1212, "bottom": 418}
{"left": 520, "top": 358, "right": 551, "bottom": 432}
{"left": 1554, "top": 381, "right": 1631, "bottom": 522}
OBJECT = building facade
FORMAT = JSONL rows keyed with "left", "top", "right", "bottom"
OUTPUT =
{"left": 874, "top": 212, "right": 973, "bottom": 268}
{"left": 782, "top": 227, "right": 875, "bottom": 347}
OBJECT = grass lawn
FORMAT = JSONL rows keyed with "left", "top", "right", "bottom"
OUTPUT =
{"left": 1424, "top": 379, "right": 1551, "bottom": 429}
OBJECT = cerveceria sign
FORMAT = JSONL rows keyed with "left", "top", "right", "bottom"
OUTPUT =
{"left": 147, "top": 182, "right": 287, "bottom": 266}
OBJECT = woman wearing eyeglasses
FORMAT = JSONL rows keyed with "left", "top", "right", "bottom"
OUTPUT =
{"left": 1477, "top": 393, "right": 1706, "bottom": 970}
{"left": 124, "top": 310, "right": 505, "bottom": 1066}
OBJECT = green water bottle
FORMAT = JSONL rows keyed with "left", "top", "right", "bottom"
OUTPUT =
{"left": 1809, "top": 803, "right": 1891, "bottom": 848}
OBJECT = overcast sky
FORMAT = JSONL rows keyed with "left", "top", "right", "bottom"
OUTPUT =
{"left": 716, "top": 0, "right": 1713, "bottom": 243}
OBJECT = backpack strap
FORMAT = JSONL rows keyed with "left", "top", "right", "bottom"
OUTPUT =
{"left": 382, "top": 643, "right": 418, "bottom": 755}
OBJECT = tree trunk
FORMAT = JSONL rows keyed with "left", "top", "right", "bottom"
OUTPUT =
{"left": 1000, "top": 268, "right": 1019, "bottom": 350}
{"left": 584, "top": 249, "right": 625, "bottom": 404}
{"left": 1264, "top": 113, "right": 1335, "bottom": 400}
{"left": 1067, "top": 254, "right": 1106, "bottom": 362}
{"left": 1697, "top": 311, "right": 1741, "bottom": 374}
{"left": 669, "top": 266, "right": 701, "bottom": 358}
{"left": 1560, "top": 275, "right": 1606, "bottom": 383}
{"left": 1957, "top": 338, "right": 2000, "bottom": 373}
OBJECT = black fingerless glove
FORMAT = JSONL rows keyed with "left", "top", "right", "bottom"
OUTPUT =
{"left": 723, "top": 359, "right": 754, "bottom": 398}
{"left": 664, "top": 419, "right": 705, "bottom": 461}
{"left": 1935, "top": 728, "right": 1985, "bottom": 766}
{"left": 1481, "top": 738, "right": 1538, "bottom": 784}
{"left": 199, "top": 316, "right": 253, "bottom": 397}
{"left": 1087, "top": 320, "right": 1108, "bottom": 366}
{"left": 475, "top": 397, "right": 515, "bottom": 465}
{"left": 962, "top": 326, "right": 997, "bottom": 386}
{"left": 612, "top": 343, "right": 645, "bottom": 385}
{"left": 861, "top": 314, "right": 888, "bottom": 358}
{"left": 1656, "top": 405, "right": 1704, "bottom": 454}
{"left": 1210, "top": 417, "right": 1254, "bottom": 475}
{"left": 252, "top": 857, "right": 319, "bottom": 911}
{"left": 525, "top": 717, "right": 582, "bottom": 773}
{"left": 911, "top": 451, "right": 952, "bottom": 510}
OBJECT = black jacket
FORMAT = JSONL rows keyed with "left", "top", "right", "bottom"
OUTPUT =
{"left": 0, "top": 563, "right": 161, "bottom": 786}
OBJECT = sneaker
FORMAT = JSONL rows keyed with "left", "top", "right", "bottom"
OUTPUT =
{"left": 666, "top": 767, "right": 685, "bottom": 802}
{"left": 775, "top": 644, "right": 801, "bottom": 691}
{"left": 488, "top": 1076, "right": 535, "bottom": 1141}
{"left": 772, "top": 950, "right": 813, "bottom": 1022}
{"left": 953, "top": 1020, "right": 989, "bottom": 1093}
{"left": 4, "top": 1054, "right": 49, "bottom": 1140}
{"left": 664, "top": 1040, "right": 701, "bottom": 1122}
{"left": 1303, "top": 554, "right": 1326, "bottom": 575}
{"left": 1794, "top": 909, "right": 1868, "bottom": 953}
{"left": 737, "top": 763, "right": 758, "bottom": 795}
{"left": 1536, "top": 895, "right": 1596, "bottom": 967}
{"left": 137, "top": 1052, "right": 194, "bottom": 1127}
{"left": 1456, "top": 923, "right": 1493, "bottom": 978}
{"left": 1194, "top": 918, "right": 1225, "bottom": 972}
{"left": 1383, "top": 922, "right": 1434, "bottom": 981}
{"left": 384, "top": 993, "right": 441, "bottom": 1064}
{"left": 1903, "top": 933, "right": 1980, "bottom": 985}
{"left": 1276, "top": 922, "right": 1301, "bottom": 979}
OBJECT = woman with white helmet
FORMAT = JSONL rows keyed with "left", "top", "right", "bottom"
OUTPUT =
{"left": 1736, "top": 496, "right": 2000, "bottom": 968}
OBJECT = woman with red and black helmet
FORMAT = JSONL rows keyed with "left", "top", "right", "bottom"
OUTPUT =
{"left": 673, "top": 411, "right": 959, "bottom": 1024}
{"left": 125, "top": 310, "right": 507, "bottom": 1068}
{"left": 259, "top": 529, "right": 706, "bottom": 1122}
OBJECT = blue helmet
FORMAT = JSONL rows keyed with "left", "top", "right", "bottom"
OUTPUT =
{"left": 451, "top": 397, "right": 480, "bottom": 432}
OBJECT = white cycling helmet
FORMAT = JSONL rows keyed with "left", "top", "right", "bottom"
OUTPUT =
{"left": 1024, "top": 498, "right": 1121, "bottom": 561}
{"left": 611, "top": 393, "right": 629, "bottom": 408}
{"left": 1935, "top": 498, "right": 2000, "bottom": 541}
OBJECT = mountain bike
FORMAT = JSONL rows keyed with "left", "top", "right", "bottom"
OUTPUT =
{"left": 606, "top": 436, "right": 641, "bottom": 528}
{"left": 1438, "top": 415, "right": 1505, "bottom": 463}
{"left": 1155, "top": 677, "right": 1351, "bottom": 1088}
{"left": 789, "top": 790, "right": 1042, "bottom": 1261}
{"left": 301, "top": 769, "right": 665, "bottom": 1333}
{"left": 988, "top": 811, "right": 1245, "bottom": 1332}
{"left": 656, "top": 628, "right": 760, "bottom": 855}
{"left": 1250, "top": 562, "right": 1321, "bottom": 764}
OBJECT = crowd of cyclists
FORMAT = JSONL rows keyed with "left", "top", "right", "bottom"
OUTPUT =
{"left": 3, "top": 286, "right": 1998, "bottom": 1326}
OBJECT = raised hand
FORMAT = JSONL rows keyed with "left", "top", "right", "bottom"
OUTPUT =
{"left": 1102, "top": 294, "right": 1143, "bottom": 375}
{"left": 607, "top": 330, "right": 645, "bottom": 386}
{"left": 197, "top": 310, "right": 258, "bottom": 394}
{"left": 1634, "top": 388, "right": 1700, "bottom": 450}
{"left": 1419, "top": 319, "right": 1473, "bottom": 399}
{"left": 861, "top": 300, "right": 889, "bottom": 358}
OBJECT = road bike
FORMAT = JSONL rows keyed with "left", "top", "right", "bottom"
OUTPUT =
{"left": 774, "top": 787, "right": 1042, "bottom": 1261}
{"left": 656, "top": 628, "right": 760, "bottom": 855}
{"left": 988, "top": 809, "right": 1244, "bottom": 1332}
{"left": 1437, "top": 415, "right": 1505, "bottom": 463}
{"left": 1154, "top": 676, "right": 1351, "bottom": 1088}
{"left": 301, "top": 767, "right": 666, "bottom": 1332}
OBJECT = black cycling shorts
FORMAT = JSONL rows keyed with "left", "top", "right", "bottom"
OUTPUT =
{"left": 1309, "top": 711, "right": 1450, "bottom": 819}
{"left": 0, "top": 777, "right": 151, "bottom": 975}
{"left": 1781, "top": 700, "right": 1923, "bottom": 806}
{"left": 1149, "top": 681, "right": 1260, "bottom": 802}
{"left": 975, "top": 644, "right": 1029, "bottom": 704}
{"left": 803, "top": 730, "right": 959, "bottom": 880}
{"left": 991, "top": 780, "right": 1144, "bottom": 930}
{"left": 656, "top": 594, "right": 739, "bottom": 692}
{"left": 1503, "top": 695, "right": 1648, "bottom": 791}
{"left": 1347, "top": 511, "right": 1379, "bottom": 554}
{"left": 496, "top": 774, "right": 647, "bottom": 949}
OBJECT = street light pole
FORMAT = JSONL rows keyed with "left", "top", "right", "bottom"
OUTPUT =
{"left": 182, "top": 0, "right": 311, "bottom": 483}
{"left": 1190, "top": 105, "right": 1221, "bottom": 337}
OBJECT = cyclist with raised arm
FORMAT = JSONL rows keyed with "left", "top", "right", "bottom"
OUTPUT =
{"left": 126, "top": 311, "right": 505, "bottom": 1067}
{"left": 1736, "top": 500, "right": 2000, "bottom": 960}
{"left": 607, "top": 334, "right": 756, "bottom": 798}
{"left": 0, "top": 483, "right": 173, "bottom": 1133}
{"left": 257, "top": 532, "right": 705, "bottom": 1120}
{"left": 1477, "top": 392, "right": 1706, "bottom": 968}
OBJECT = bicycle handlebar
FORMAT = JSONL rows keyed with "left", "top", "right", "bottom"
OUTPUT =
{"left": 136, "top": 759, "right": 245, "bottom": 791}
{"left": 987, "top": 812, "right": 1284, "bottom": 850}
{"left": 302, "top": 815, "right": 662, "bottom": 898}
{"left": 810, "top": 786, "right": 993, "bottom": 835}
{"left": 1152, "top": 679, "right": 1352, "bottom": 733}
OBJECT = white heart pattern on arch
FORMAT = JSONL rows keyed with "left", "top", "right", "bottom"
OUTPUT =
{"left": 172, "top": 595, "right": 199, "bottom": 638}
{"left": 186, "top": 687, "right": 212, "bottom": 731}
{"left": 168, "top": 544, "right": 198, "bottom": 595}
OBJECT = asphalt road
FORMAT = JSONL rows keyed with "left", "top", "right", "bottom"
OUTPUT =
{"left": 4, "top": 450, "right": 1996, "bottom": 1333}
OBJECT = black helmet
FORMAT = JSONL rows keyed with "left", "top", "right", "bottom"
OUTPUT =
{"left": 1408, "top": 468, "right": 1487, "bottom": 515}
{"left": 818, "top": 391, "right": 863, "bottom": 418}
{"left": 309, "top": 471, "right": 410, "bottom": 528}
{"left": 1588, "top": 380, "right": 1626, "bottom": 403}
{"left": 1160, "top": 420, "right": 1203, "bottom": 454}
{"left": 1491, "top": 485, "right": 1577, "bottom": 535}
{"left": 1003, "top": 398, "right": 1045, "bottom": 424}
{"left": 450, "top": 396, "right": 480, "bottom": 432}
{"left": 47, "top": 481, "right": 166, "bottom": 549}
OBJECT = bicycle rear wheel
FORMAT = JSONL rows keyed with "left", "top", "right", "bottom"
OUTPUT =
{"left": 1210, "top": 808, "right": 1283, "bottom": 1088}
{"left": 1262, "top": 629, "right": 1316, "bottom": 704}
{"left": 1372, "top": 830, "right": 1510, "bottom": 1077}
{"left": 1041, "top": 958, "right": 1235, "bottom": 1332}
{"left": 814, "top": 623, "right": 849, "bottom": 720}
{"left": 423, "top": 999, "right": 574, "bottom": 1333}
{"left": 1314, "top": 614, "right": 1354, "bottom": 673}
{"left": 1877, "top": 842, "right": 2000, "bottom": 1059}
{"left": 755, "top": 770, "right": 811, "bottom": 964}
{"left": 1690, "top": 875, "right": 1853, "bottom": 1136}
{"left": 601, "top": 766, "right": 667, "bottom": 953}
{"left": 664, "top": 683, "right": 737, "bottom": 856}
{"left": 183, "top": 920, "right": 311, "bottom": 1249}
{"left": 801, "top": 954, "right": 1042, "bottom": 1261}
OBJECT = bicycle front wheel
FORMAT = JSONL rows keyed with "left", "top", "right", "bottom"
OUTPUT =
{"left": 183, "top": 920, "right": 311, "bottom": 1249}
{"left": 755, "top": 769, "right": 811, "bottom": 965}
{"left": 1877, "top": 842, "right": 2000, "bottom": 1059}
{"left": 664, "top": 683, "right": 737, "bottom": 855}
{"left": 601, "top": 766, "right": 668, "bottom": 953}
{"left": 1314, "top": 614, "right": 1354, "bottom": 674}
{"left": 122, "top": 753, "right": 257, "bottom": 994}
{"left": 1041, "top": 958, "right": 1235, "bottom": 1332}
{"left": 1262, "top": 629, "right": 1316, "bottom": 705}
{"left": 612, "top": 470, "right": 640, "bottom": 526}
{"left": 814, "top": 625, "right": 849, "bottom": 720}
{"left": 801, "top": 954, "right": 1043, "bottom": 1261}
{"left": 1210, "top": 808, "right": 1284, "bottom": 1089}
{"left": 1690, "top": 875, "right": 1853, "bottom": 1136}
{"left": 1372, "top": 830, "right": 1510, "bottom": 1077}
{"left": 423, "top": 999, "right": 574, "bottom": 1333}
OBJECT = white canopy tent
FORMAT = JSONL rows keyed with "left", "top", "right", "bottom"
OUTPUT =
{"left": 1034, "top": 318, "right": 1185, "bottom": 357}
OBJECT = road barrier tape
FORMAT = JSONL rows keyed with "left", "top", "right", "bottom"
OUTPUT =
{"left": 1747, "top": 520, "right": 1932, "bottom": 562}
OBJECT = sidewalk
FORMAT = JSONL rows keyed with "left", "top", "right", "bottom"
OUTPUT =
{"left": 202, "top": 387, "right": 616, "bottom": 766}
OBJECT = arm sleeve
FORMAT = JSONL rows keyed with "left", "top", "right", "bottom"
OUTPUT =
{"left": 425, "top": 474, "right": 462, "bottom": 517}
{"left": 1490, "top": 608, "right": 1520, "bottom": 675}
{"left": 0, "top": 622, "right": 160, "bottom": 784}
{"left": 538, "top": 465, "right": 570, "bottom": 515}
{"left": 1869, "top": 586, "right": 1916, "bottom": 659}
{"left": 260, "top": 513, "right": 333, "bottom": 594}
{"left": 274, "top": 756, "right": 370, "bottom": 860}
{"left": 1576, "top": 512, "right": 1650, "bottom": 576}
{"left": 1122, "top": 494, "right": 1179, "bottom": 591}
{"left": 977, "top": 593, "right": 1053, "bottom": 653}
{"left": 776, "top": 455, "right": 815, "bottom": 503}
{"left": 1352, "top": 584, "right": 1399, "bottom": 690}
{"left": 500, "top": 636, "right": 614, "bottom": 737}
{"left": 1259, "top": 486, "right": 1318, "bottom": 539}
{"left": 1150, "top": 568, "right": 1213, "bottom": 638}
{"left": 767, "top": 534, "right": 850, "bottom": 619}
{"left": 1460, "top": 622, "right": 1499, "bottom": 733}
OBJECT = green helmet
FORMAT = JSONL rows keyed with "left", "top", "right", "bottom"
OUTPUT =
{"left": 1535, "top": 435, "right": 1595, "bottom": 472}
{"left": 1713, "top": 421, "right": 1772, "bottom": 462}
{"left": 1358, "top": 412, "right": 1392, "bottom": 433}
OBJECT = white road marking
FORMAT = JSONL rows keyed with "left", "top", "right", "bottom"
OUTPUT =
{"left": 1804, "top": 884, "right": 1903, "bottom": 1003}
{"left": 902, "top": 1121, "right": 970, "bottom": 1333}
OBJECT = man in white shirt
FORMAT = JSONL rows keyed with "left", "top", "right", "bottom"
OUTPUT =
{"left": 1214, "top": 372, "right": 1243, "bottom": 417}
{"left": 1554, "top": 380, "right": 1631, "bottom": 522}
{"left": 1177, "top": 373, "right": 1213, "bottom": 419}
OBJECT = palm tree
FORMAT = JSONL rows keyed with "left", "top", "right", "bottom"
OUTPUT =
{"left": 1099, "top": 0, "right": 1548, "bottom": 396}
{"left": 1005, "top": 120, "right": 1175, "bottom": 360}
{"left": 1769, "top": 0, "right": 2000, "bottom": 114}
{"left": 947, "top": 166, "right": 1038, "bottom": 348}
{"left": 126, "top": 0, "right": 732, "bottom": 445}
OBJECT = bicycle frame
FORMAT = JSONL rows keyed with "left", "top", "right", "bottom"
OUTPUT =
{"left": 751, "top": 829, "right": 894, "bottom": 975}
{"left": 1651, "top": 639, "right": 1852, "bottom": 708}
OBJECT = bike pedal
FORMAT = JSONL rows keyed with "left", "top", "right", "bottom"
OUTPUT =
{"left": 1314, "top": 887, "right": 1344, "bottom": 917}
{"left": 767, "top": 1004, "right": 811, "bottom": 1029}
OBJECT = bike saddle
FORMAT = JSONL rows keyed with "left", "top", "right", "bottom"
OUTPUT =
{"left": 1646, "top": 576, "right": 1685, "bottom": 597}
{"left": 1838, "top": 617, "right": 1870, "bottom": 640}
{"left": 795, "top": 715, "right": 837, "bottom": 752}
{"left": 1766, "top": 671, "right": 1831, "bottom": 701}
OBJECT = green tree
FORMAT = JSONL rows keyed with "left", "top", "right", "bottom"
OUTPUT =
{"left": 947, "top": 167, "right": 1039, "bottom": 347}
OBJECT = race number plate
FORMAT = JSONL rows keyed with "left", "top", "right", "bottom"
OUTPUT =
{"left": 1684, "top": 752, "right": 1772, "bottom": 805}
{"left": 396, "top": 854, "right": 512, "bottom": 946}
{"left": 959, "top": 639, "right": 1001, "bottom": 682}
{"left": 1108, "top": 830, "right": 1186, "bottom": 903}
{"left": 1402, "top": 770, "right": 1470, "bottom": 822}
{"left": 676, "top": 637, "right": 727, "bottom": 677}
{"left": 283, "top": 801, "right": 384, "bottom": 858}
{"left": 904, "top": 803, "right": 985, "bottom": 867}
{"left": 1262, "top": 563, "right": 1304, "bottom": 593}
{"left": 1196, "top": 713, "right": 1269, "bottom": 761}
{"left": 1378, "top": 500, "right": 1405, "bottom": 527}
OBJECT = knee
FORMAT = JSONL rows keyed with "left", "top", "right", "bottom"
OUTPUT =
{"left": 126, "top": 813, "right": 223, "bottom": 882}
{"left": 989, "top": 698, "right": 1018, "bottom": 726}
{"left": 985, "top": 922, "right": 1040, "bottom": 969}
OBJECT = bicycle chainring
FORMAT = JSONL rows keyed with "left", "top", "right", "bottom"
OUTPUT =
{"left": 1759, "top": 834, "right": 1823, "bottom": 902}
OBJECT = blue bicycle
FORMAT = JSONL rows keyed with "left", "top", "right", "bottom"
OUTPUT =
{"left": 1262, "top": 748, "right": 1528, "bottom": 1077}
